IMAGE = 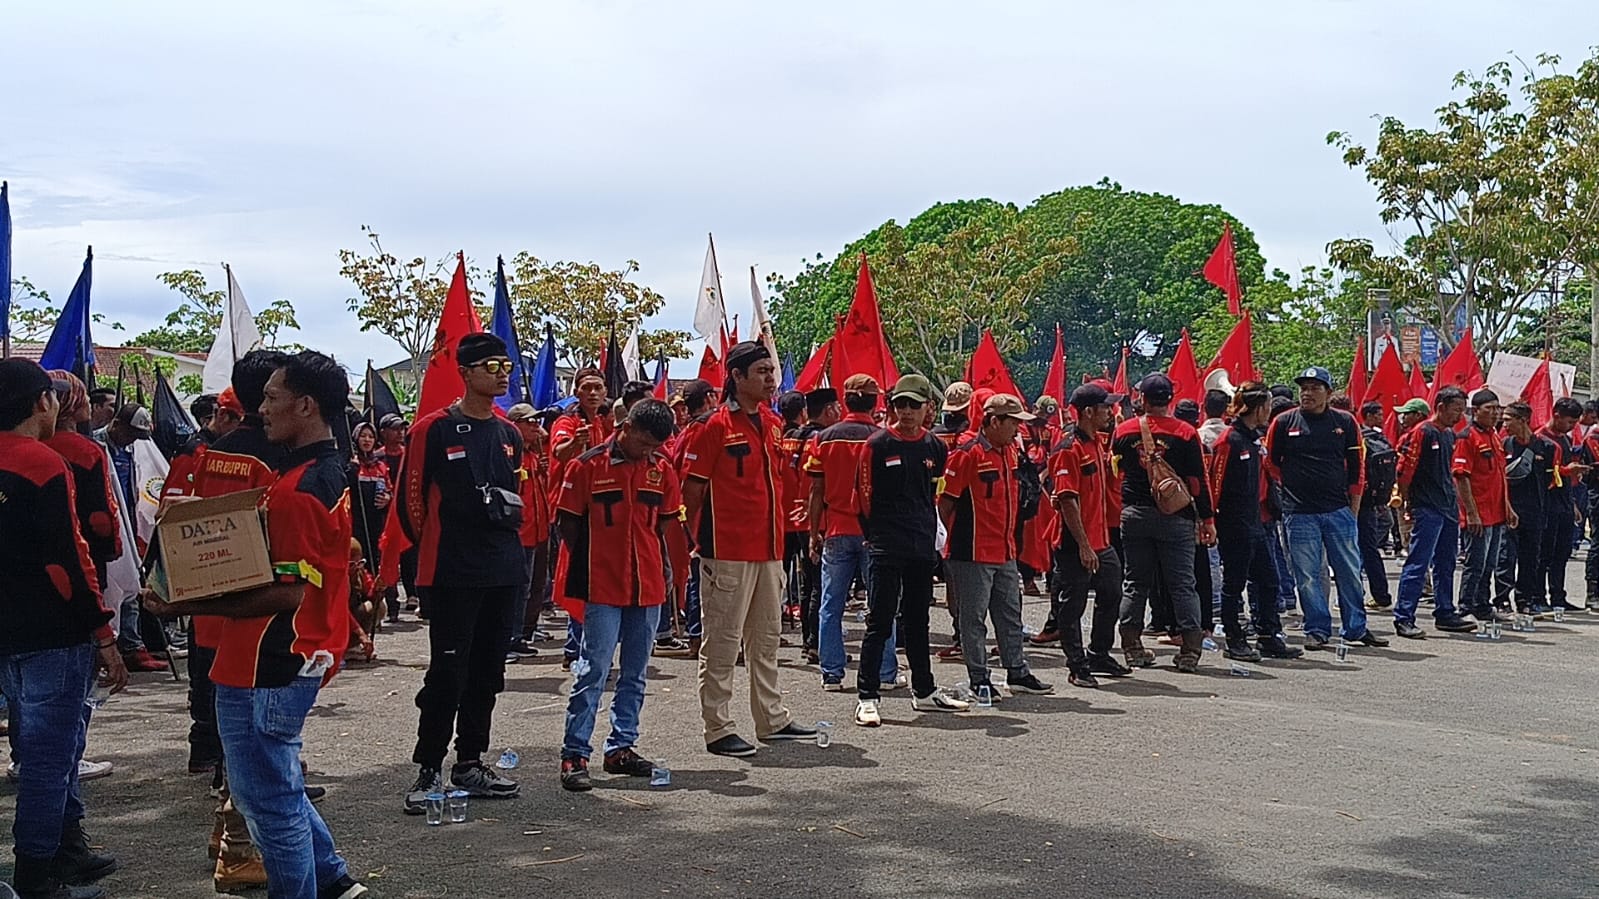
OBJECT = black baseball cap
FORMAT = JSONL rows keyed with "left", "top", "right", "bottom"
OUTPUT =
{"left": 1136, "top": 373, "right": 1174, "bottom": 406}
{"left": 1069, "top": 382, "right": 1124, "bottom": 410}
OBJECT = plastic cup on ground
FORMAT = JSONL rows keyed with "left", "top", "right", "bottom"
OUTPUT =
{"left": 446, "top": 790, "right": 468, "bottom": 823}
{"left": 815, "top": 722, "right": 833, "bottom": 748}
{"left": 975, "top": 685, "right": 994, "bottom": 708}
{"left": 424, "top": 792, "right": 446, "bottom": 826}
{"left": 650, "top": 760, "right": 671, "bottom": 786}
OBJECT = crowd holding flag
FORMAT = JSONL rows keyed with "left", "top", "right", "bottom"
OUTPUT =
{"left": 1365, "top": 342, "right": 1410, "bottom": 439}
{"left": 831, "top": 253, "right": 899, "bottom": 389}
{"left": 964, "top": 328, "right": 1023, "bottom": 399}
{"left": 1431, "top": 328, "right": 1486, "bottom": 402}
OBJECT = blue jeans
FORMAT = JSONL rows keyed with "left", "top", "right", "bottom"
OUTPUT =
{"left": 683, "top": 557, "right": 703, "bottom": 639}
{"left": 1459, "top": 523, "right": 1504, "bottom": 619}
{"left": 1396, "top": 505, "right": 1460, "bottom": 625}
{"left": 0, "top": 643, "right": 94, "bottom": 860}
{"left": 818, "top": 536, "right": 895, "bottom": 681}
{"left": 216, "top": 677, "right": 350, "bottom": 899}
{"left": 1284, "top": 508, "right": 1368, "bottom": 640}
{"left": 563, "top": 604, "right": 660, "bottom": 759}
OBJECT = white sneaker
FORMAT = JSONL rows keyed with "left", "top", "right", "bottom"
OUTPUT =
{"left": 79, "top": 758, "right": 114, "bottom": 780}
{"left": 879, "top": 671, "right": 909, "bottom": 691}
{"left": 854, "top": 699, "right": 881, "bottom": 727}
{"left": 912, "top": 688, "right": 971, "bottom": 713}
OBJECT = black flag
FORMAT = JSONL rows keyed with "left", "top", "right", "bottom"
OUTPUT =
{"left": 364, "top": 361, "right": 401, "bottom": 425}
{"left": 150, "top": 368, "right": 196, "bottom": 459}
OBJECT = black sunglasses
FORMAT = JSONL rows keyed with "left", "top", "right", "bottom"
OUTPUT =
{"left": 891, "top": 396, "right": 926, "bottom": 410}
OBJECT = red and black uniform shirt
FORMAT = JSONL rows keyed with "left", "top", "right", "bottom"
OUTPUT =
{"left": 43, "top": 429, "right": 123, "bottom": 564}
{"left": 856, "top": 426, "right": 946, "bottom": 560}
{"left": 1208, "top": 419, "right": 1269, "bottom": 526}
{"left": 549, "top": 410, "right": 613, "bottom": 497}
{"left": 1452, "top": 422, "right": 1507, "bottom": 527}
{"left": 518, "top": 447, "right": 552, "bottom": 548}
{"left": 942, "top": 433, "right": 1020, "bottom": 564}
{"left": 399, "top": 406, "right": 525, "bottom": 589}
{"left": 0, "top": 433, "right": 114, "bottom": 654}
{"left": 212, "top": 440, "right": 352, "bottom": 689}
{"left": 555, "top": 440, "right": 682, "bottom": 608}
{"left": 1049, "top": 427, "right": 1110, "bottom": 553}
{"left": 1262, "top": 408, "right": 1362, "bottom": 516}
{"left": 187, "top": 420, "right": 285, "bottom": 648}
{"left": 779, "top": 425, "right": 811, "bottom": 534}
{"left": 684, "top": 403, "right": 786, "bottom": 562}
{"left": 801, "top": 413, "right": 878, "bottom": 539}
{"left": 1111, "top": 414, "right": 1215, "bottom": 519}
{"left": 1396, "top": 420, "right": 1458, "bottom": 514}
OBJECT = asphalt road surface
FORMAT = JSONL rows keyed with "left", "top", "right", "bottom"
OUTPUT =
{"left": 7, "top": 553, "right": 1599, "bottom": 899}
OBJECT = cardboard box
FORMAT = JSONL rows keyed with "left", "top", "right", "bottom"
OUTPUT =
{"left": 154, "top": 488, "right": 273, "bottom": 602}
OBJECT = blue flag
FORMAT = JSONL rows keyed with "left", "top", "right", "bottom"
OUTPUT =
{"left": 780, "top": 353, "right": 796, "bottom": 394}
{"left": 0, "top": 181, "right": 11, "bottom": 342}
{"left": 40, "top": 247, "right": 95, "bottom": 380}
{"left": 530, "top": 324, "right": 559, "bottom": 409}
{"left": 489, "top": 256, "right": 524, "bottom": 409}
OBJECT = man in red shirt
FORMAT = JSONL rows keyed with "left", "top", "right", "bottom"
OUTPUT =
{"left": 662, "top": 379, "right": 718, "bottom": 659}
{"left": 1049, "top": 383, "right": 1134, "bottom": 687}
{"left": 143, "top": 350, "right": 366, "bottom": 899}
{"left": 549, "top": 367, "right": 612, "bottom": 664}
{"left": 940, "top": 394, "right": 1055, "bottom": 699}
{"left": 1454, "top": 388, "right": 1515, "bottom": 625}
{"left": 803, "top": 374, "right": 899, "bottom": 691}
{"left": 684, "top": 342, "right": 816, "bottom": 757}
{"left": 556, "top": 400, "right": 682, "bottom": 790}
{"left": 507, "top": 404, "right": 552, "bottom": 660}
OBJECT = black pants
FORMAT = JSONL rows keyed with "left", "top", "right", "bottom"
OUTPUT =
{"left": 798, "top": 552, "right": 821, "bottom": 650}
{"left": 1195, "top": 543, "right": 1215, "bottom": 632}
{"left": 1216, "top": 520, "right": 1282, "bottom": 641}
{"left": 412, "top": 586, "right": 516, "bottom": 769}
{"left": 1357, "top": 504, "right": 1392, "bottom": 604}
{"left": 1051, "top": 543, "right": 1121, "bottom": 669}
{"left": 1497, "top": 523, "right": 1544, "bottom": 609}
{"left": 859, "top": 555, "right": 935, "bottom": 701}
{"left": 1121, "top": 506, "right": 1202, "bottom": 632}
{"left": 186, "top": 643, "right": 220, "bottom": 768}
{"left": 1541, "top": 505, "right": 1576, "bottom": 605}
{"left": 511, "top": 544, "right": 550, "bottom": 641}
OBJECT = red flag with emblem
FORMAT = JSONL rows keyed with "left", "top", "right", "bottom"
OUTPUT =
{"left": 963, "top": 329, "right": 1023, "bottom": 399}
{"left": 416, "top": 254, "right": 484, "bottom": 417}
{"left": 1365, "top": 342, "right": 1409, "bottom": 441}
{"left": 695, "top": 343, "right": 721, "bottom": 387}
{"left": 831, "top": 254, "right": 899, "bottom": 387}
{"left": 1523, "top": 356, "right": 1554, "bottom": 431}
{"left": 1429, "top": 328, "right": 1484, "bottom": 403}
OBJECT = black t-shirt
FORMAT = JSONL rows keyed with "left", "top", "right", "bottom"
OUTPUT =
{"left": 1504, "top": 434, "right": 1557, "bottom": 521}
{"left": 401, "top": 406, "right": 526, "bottom": 588}
{"left": 1266, "top": 408, "right": 1363, "bottom": 515}
{"left": 1400, "top": 421, "right": 1457, "bottom": 513}
{"left": 859, "top": 427, "right": 947, "bottom": 560}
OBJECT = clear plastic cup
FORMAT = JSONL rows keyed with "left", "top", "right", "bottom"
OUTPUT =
{"left": 1229, "top": 663, "right": 1251, "bottom": 678}
{"left": 497, "top": 748, "right": 519, "bottom": 770}
{"left": 1489, "top": 621, "right": 1502, "bottom": 640}
{"left": 446, "top": 790, "right": 468, "bottom": 823}
{"left": 1554, "top": 607, "right": 1565, "bottom": 623}
{"left": 1334, "top": 641, "right": 1350, "bottom": 664}
{"left": 815, "top": 722, "right": 833, "bottom": 749}
{"left": 650, "top": 760, "right": 671, "bottom": 786}
{"left": 975, "top": 685, "right": 994, "bottom": 708}
{"left": 424, "top": 792, "right": 446, "bottom": 826}
{"left": 84, "top": 682, "right": 112, "bottom": 710}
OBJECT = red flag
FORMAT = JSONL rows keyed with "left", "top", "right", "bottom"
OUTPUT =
{"left": 1428, "top": 328, "right": 1484, "bottom": 403}
{"left": 1365, "top": 342, "right": 1409, "bottom": 441}
{"left": 1199, "top": 309, "right": 1256, "bottom": 388}
{"left": 695, "top": 343, "right": 721, "bottom": 387}
{"left": 1167, "top": 328, "right": 1202, "bottom": 404}
{"left": 1523, "top": 357, "right": 1554, "bottom": 431}
{"left": 1042, "top": 324, "right": 1067, "bottom": 405}
{"left": 1407, "top": 361, "right": 1427, "bottom": 404}
{"left": 1203, "top": 222, "right": 1243, "bottom": 316}
{"left": 963, "top": 329, "right": 1023, "bottom": 399}
{"left": 1347, "top": 340, "right": 1368, "bottom": 408}
{"left": 416, "top": 254, "right": 485, "bottom": 417}
{"left": 832, "top": 254, "right": 899, "bottom": 387}
{"left": 1111, "top": 346, "right": 1130, "bottom": 397}
{"left": 795, "top": 338, "right": 833, "bottom": 392}
{"left": 728, "top": 314, "right": 739, "bottom": 346}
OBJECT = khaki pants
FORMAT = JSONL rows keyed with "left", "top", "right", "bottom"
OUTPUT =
{"left": 697, "top": 559, "right": 792, "bottom": 743}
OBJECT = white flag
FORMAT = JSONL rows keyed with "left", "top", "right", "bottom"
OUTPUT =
{"left": 202, "top": 264, "right": 265, "bottom": 393}
{"left": 620, "top": 320, "right": 642, "bottom": 382}
{"left": 692, "top": 234, "right": 727, "bottom": 353}
{"left": 750, "top": 266, "right": 779, "bottom": 364}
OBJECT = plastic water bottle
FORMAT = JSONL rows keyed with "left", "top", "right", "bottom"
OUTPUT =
{"left": 1334, "top": 640, "right": 1350, "bottom": 663}
{"left": 1202, "top": 636, "right": 1219, "bottom": 652}
{"left": 1475, "top": 621, "right": 1493, "bottom": 640}
{"left": 496, "top": 748, "right": 520, "bottom": 770}
{"left": 649, "top": 760, "right": 671, "bottom": 787}
{"left": 815, "top": 721, "right": 833, "bottom": 748}
{"left": 84, "top": 682, "right": 112, "bottom": 710}
{"left": 1228, "top": 663, "right": 1251, "bottom": 678}
{"left": 446, "top": 790, "right": 469, "bottom": 823}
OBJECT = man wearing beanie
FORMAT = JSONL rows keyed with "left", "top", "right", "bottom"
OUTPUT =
{"left": 683, "top": 341, "right": 815, "bottom": 757}
{"left": 0, "top": 358, "right": 128, "bottom": 899}
{"left": 399, "top": 332, "right": 527, "bottom": 812}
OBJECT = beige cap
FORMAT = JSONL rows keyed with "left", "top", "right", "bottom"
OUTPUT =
{"left": 842, "top": 374, "right": 880, "bottom": 395}
{"left": 982, "top": 393, "right": 1036, "bottom": 421}
{"left": 942, "top": 381, "right": 974, "bottom": 412}
{"left": 506, "top": 403, "right": 538, "bottom": 422}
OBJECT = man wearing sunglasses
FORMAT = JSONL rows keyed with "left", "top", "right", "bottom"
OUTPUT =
{"left": 399, "top": 333, "right": 527, "bottom": 815}
{"left": 854, "top": 375, "right": 970, "bottom": 726}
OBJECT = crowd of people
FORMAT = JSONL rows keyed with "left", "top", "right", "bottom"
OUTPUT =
{"left": 1, "top": 334, "right": 1595, "bottom": 898}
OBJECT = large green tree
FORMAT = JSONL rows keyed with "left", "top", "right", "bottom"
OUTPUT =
{"left": 1327, "top": 50, "right": 1599, "bottom": 358}
{"left": 504, "top": 254, "right": 688, "bottom": 371}
{"left": 338, "top": 226, "right": 486, "bottom": 385}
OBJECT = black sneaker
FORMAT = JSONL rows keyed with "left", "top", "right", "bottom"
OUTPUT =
{"left": 1303, "top": 633, "right": 1331, "bottom": 651}
{"left": 304, "top": 785, "right": 327, "bottom": 803}
{"left": 1085, "top": 653, "right": 1133, "bottom": 677}
{"left": 450, "top": 761, "right": 520, "bottom": 798}
{"left": 1256, "top": 636, "right": 1303, "bottom": 659}
{"left": 1222, "top": 640, "right": 1262, "bottom": 662}
{"left": 603, "top": 747, "right": 655, "bottom": 776}
{"left": 403, "top": 766, "right": 441, "bottom": 815}
{"left": 1067, "top": 669, "right": 1099, "bottom": 689}
{"left": 320, "top": 875, "right": 370, "bottom": 899}
{"left": 707, "top": 735, "right": 758, "bottom": 757}
{"left": 761, "top": 722, "right": 818, "bottom": 742}
{"left": 1353, "top": 631, "right": 1390, "bottom": 647}
{"left": 559, "top": 757, "right": 592, "bottom": 792}
{"left": 508, "top": 639, "right": 539, "bottom": 659}
{"left": 1435, "top": 616, "right": 1477, "bottom": 633}
{"left": 1007, "top": 673, "right": 1054, "bottom": 695}
{"left": 1394, "top": 621, "right": 1427, "bottom": 639}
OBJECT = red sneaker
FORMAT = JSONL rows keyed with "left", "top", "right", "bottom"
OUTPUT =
{"left": 123, "top": 649, "right": 170, "bottom": 672}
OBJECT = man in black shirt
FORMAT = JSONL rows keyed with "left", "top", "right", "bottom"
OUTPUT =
{"left": 1497, "top": 402, "right": 1557, "bottom": 612}
{"left": 1265, "top": 367, "right": 1387, "bottom": 650}
{"left": 400, "top": 333, "right": 526, "bottom": 814}
{"left": 1393, "top": 386, "right": 1475, "bottom": 637}
{"left": 1538, "top": 397, "right": 1590, "bottom": 611}
{"left": 853, "top": 375, "right": 968, "bottom": 726}
{"left": 1357, "top": 401, "right": 1397, "bottom": 609}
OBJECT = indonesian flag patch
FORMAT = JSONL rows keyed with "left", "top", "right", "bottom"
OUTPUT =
{"left": 446, "top": 446, "right": 467, "bottom": 461}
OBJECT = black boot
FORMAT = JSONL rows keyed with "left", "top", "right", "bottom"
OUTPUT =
{"left": 52, "top": 819, "right": 116, "bottom": 885}
{"left": 14, "top": 852, "right": 105, "bottom": 899}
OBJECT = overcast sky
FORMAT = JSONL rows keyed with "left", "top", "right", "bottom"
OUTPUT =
{"left": 5, "top": 0, "right": 1590, "bottom": 369}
